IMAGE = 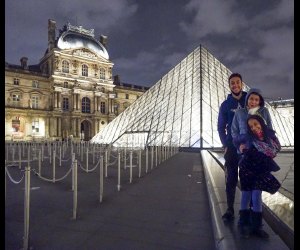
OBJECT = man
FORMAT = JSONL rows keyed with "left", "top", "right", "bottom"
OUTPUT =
{"left": 217, "top": 73, "right": 247, "bottom": 221}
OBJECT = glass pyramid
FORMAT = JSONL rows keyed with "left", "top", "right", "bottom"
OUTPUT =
{"left": 91, "top": 45, "right": 294, "bottom": 149}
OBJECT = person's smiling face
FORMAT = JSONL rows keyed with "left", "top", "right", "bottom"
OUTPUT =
{"left": 229, "top": 76, "right": 243, "bottom": 94}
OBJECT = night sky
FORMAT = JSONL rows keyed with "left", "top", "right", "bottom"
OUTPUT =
{"left": 5, "top": 0, "right": 294, "bottom": 100}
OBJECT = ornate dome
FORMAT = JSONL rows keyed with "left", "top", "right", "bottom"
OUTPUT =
{"left": 57, "top": 24, "right": 109, "bottom": 60}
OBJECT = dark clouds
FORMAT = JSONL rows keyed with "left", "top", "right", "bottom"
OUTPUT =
{"left": 5, "top": 0, "right": 294, "bottom": 99}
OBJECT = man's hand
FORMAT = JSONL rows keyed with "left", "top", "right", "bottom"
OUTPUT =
{"left": 239, "top": 144, "right": 246, "bottom": 153}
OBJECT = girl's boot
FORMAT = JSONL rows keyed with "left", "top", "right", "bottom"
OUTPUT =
{"left": 238, "top": 209, "right": 251, "bottom": 238}
{"left": 251, "top": 212, "right": 269, "bottom": 239}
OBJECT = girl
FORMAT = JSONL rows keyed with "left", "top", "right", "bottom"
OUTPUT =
{"left": 231, "top": 88, "right": 274, "bottom": 238}
{"left": 238, "top": 114, "right": 281, "bottom": 238}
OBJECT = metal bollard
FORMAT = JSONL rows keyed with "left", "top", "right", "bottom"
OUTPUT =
{"left": 49, "top": 146, "right": 52, "bottom": 164}
{"left": 124, "top": 148, "right": 127, "bottom": 169}
{"left": 105, "top": 150, "right": 108, "bottom": 177}
{"left": 86, "top": 147, "right": 89, "bottom": 172}
{"left": 99, "top": 156, "right": 104, "bottom": 203}
{"left": 71, "top": 153, "right": 75, "bottom": 191}
{"left": 129, "top": 151, "right": 133, "bottom": 183}
{"left": 72, "top": 159, "right": 78, "bottom": 220}
{"left": 19, "top": 147, "right": 22, "bottom": 169}
{"left": 145, "top": 147, "right": 148, "bottom": 173}
{"left": 92, "top": 145, "right": 95, "bottom": 164}
{"left": 117, "top": 152, "right": 121, "bottom": 191}
{"left": 138, "top": 150, "right": 141, "bottom": 178}
{"left": 59, "top": 146, "right": 62, "bottom": 167}
{"left": 12, "top": 148, "right": 15, "bottom": 163}
{"left": 151, "top": 146, "right": 154, "bottom": 170}
{"left": 52, "top": 150, "right": 56, "bottom": 183}
{"left": 155, "top": 146, "right": 158, "bottom": 167}
{"left": 23, "top": 152, "right": 31, "bottom": 250}
{"left": 38, "top": 149, "right": 41, "bottom": 175}
{"left": 41, "top": 144, "right": 44, "bottom": 162}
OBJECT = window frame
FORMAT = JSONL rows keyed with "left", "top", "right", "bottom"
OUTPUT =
{"left": 82, "top": 97, "right": 91, "bottom": 113}
{"left": 31, "top": 96, "right": 39, "bottom": 109}
{"left": 100, "top": 101, "right": 106, "bottom": 114}
{"left": 62, "top": 60, "right": 70, "bottom": 73}
{"left": 99, "top": 67, "right": 105, "bottom": 79}
{"left": 13, "top": 78, "right": 20, "bottom": 85}
{"left": 63, "top": 97, "right": 69, "bottom": 111}
{"left": 82, "top": 64, "right": 88, "bottom": 77}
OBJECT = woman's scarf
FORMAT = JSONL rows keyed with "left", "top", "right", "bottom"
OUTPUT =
{"left": 252, "top": 138, "right": 280, "bottom": 158}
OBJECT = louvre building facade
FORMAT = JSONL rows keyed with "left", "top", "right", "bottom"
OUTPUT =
{"left": 5, "top": 19, "right": 148, "bottom": 142}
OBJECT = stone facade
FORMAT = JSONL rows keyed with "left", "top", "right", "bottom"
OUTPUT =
{"left": 5, "top": 19, "right": 148, "bottom": 142}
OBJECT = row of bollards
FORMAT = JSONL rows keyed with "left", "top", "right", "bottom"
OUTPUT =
{"left": 5, "top": 141, "right": 179, "bottom": 250}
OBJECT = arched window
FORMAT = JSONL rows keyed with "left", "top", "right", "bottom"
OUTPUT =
{"left": 62, "top": 60, "right": 69, "bottom": 73}
{"left": 82, "top": 97, "right": 90, "bottom": 113}
{"left": 82, "top": 64, "right": 88, "bottom": 76}
{"left": 99, "top": 68, "right": 105, "bottom": 79}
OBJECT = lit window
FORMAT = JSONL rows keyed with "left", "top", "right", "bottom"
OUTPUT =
{"left": 82, "top": 97, "right": 90, "bottom": 113}
{"left": 31, "top": 96, "right": 39, "bottom": 109}
{"left": 32, "top": 118, "right": 39, "bottom": 133}
{"left": 63, "top": 82, "right": 68, "bottom": 88}
{"left": 12, "top": 118, "right": 20, "bottom": 132}
{"left": 63, "top": 97, "right": 69, "bottom": 111}
{"left": 82, "top": 64, "right": 88, "bottom": 77}
{"left": 32, "top": 80, "right": 39, "bottom": 88}
{"left": 100, "top": 68, "right": 105, "bottom": 79}
{"left": 100, "top": 101, "right": 106, "bottom": 113}
{"left": 62, "top": 60, "right": 69, "bottom": 73}
{"left": 13, "top": 78, "right": 20, "bottom": 85}
{"left": 12, "top": 94, "right": 20, "bottom": 102}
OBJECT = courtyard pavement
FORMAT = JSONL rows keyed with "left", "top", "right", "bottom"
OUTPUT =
{"left": 5, "top": 150, "right": 292, "bottom": 250}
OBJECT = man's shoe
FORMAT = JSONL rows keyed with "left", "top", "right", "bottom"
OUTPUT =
{"left": 222, "top": 208, "right": 234, "bottom": 221}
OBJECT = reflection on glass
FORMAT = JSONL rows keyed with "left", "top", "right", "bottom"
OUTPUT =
{"left": 262, "top": 192, "right": 294, "bottom": 231}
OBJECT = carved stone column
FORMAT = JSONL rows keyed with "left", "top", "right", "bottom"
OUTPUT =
{"left": 94, "top": 95, "right": 97, "bottom": 112}
{"left": 73, "top": 93, "right": 76, "bottom": 110}
{"left": 54, "top": 92, "right": 57, "bottom": 108}
{"left": 77, "top": 118, "right": 81, "bottom": 137}
{"left": 57, "top": 117, "right": 61, "bottom": 137}
{"left": 58, "top": 92, "right": 61, "bottom": 108}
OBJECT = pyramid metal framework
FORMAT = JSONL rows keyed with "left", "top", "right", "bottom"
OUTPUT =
{"left": 91, "top": 45, "right": 294, "bottom": 148}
